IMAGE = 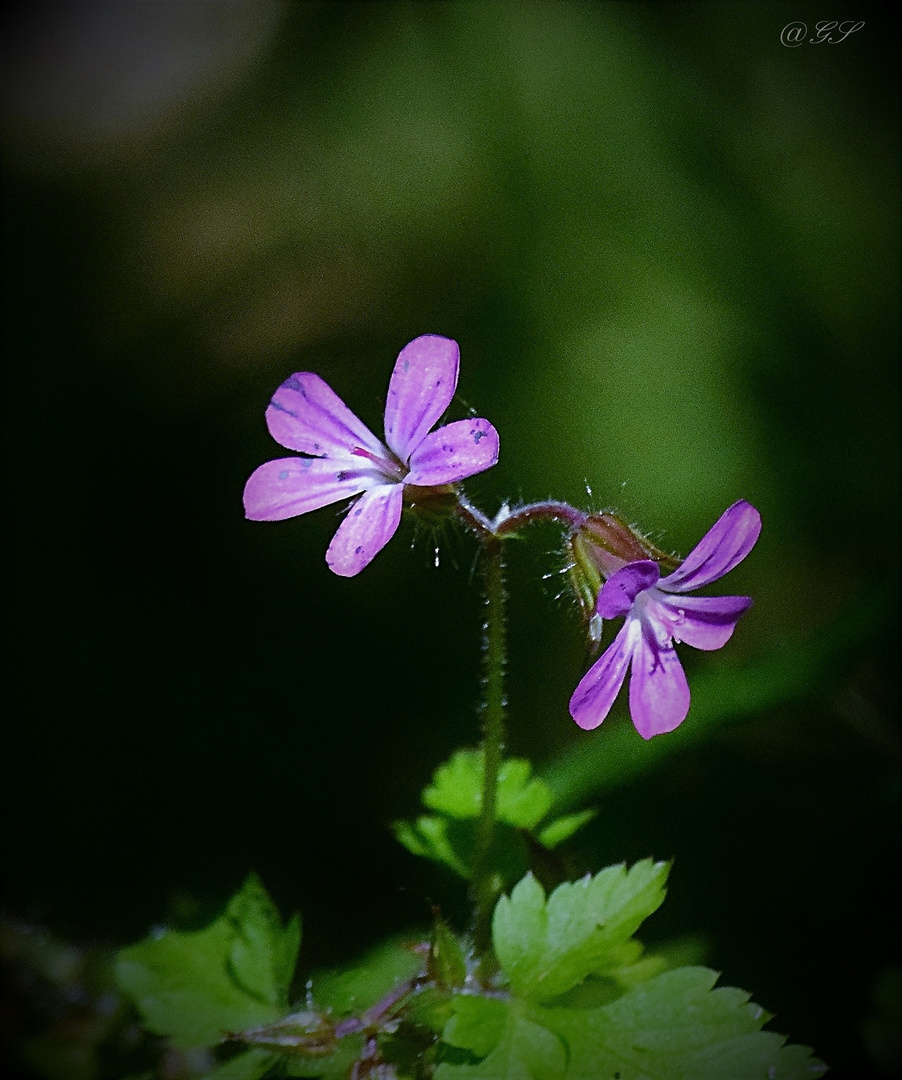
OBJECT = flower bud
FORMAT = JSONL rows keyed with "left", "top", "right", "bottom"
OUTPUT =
{"left": 567, "top": 513, "right": 678, "bottom": 637}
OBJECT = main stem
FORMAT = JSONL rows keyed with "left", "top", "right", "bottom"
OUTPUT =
{"left": 455, "top": 494, "right": 585, "bottom": 966}
{"left": 472, "top": 533, "right": 507, "bottom": 962}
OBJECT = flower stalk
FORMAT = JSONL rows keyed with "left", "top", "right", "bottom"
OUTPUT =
{"left": 493, "top": 499, "right": 588, "bottom": 536}
{"left": 472, "top": 533, "right": 507, "bottom": 966}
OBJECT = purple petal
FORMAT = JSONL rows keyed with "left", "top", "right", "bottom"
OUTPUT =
{"left": 383, "top": 336, "right": 459, "bottom": 462}
{"left": 265, "top": 373, "right": 386, "bottom": 459}
{"left": 569, "top": 622, "right": 635, "bottom": 731}
{"left": 658, "top": 501, "right": 761, "bottom": 593}
{"left": 628, "top": 620, "right": 691, "bottom": 739}
{"left": 655, "top": 592, "right": 753, "bottom": 651}
{"left": 597, "top": 561, "right": 660, "bottom": 620}
{"left": 243, "top": 458, "right": 370, "bottom": 522}
{"left": 325, "top": 483, "right": 404, "bottom": 577}
{"left": 405, "top": 419, "right": 499, "bottom": 486}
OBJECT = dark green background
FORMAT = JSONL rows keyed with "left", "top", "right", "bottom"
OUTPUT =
{"left": 2, "top": 3, "right": 898, "bottom": 1078}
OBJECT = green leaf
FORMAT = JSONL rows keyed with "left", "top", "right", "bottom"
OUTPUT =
{"left": 536, "top": 810, "right": 597, "bottom": 850}
{"left": 436, "top": 968, "right": 826, "bottom": 1079}
{"left": 309, "top": 934, "right": 424, "bottom": 1016}
{"left": 115, "top": 874, "right": 300, "bottom": 1050}
{"left": 493, "top": 861, "right": 669, "bottom": 1001}
{"left": 550, "top": 967, "right": 827, "bottom": 1079}
{"left": 439, "top": 996, "right": 566, "bottom": 1080}
{"left": 226, "top": 874, "right": 301, "bottom": 1006}
{"left": 392, "top": 815, "right": 472, "bottom": 878}
{"left": 201, "top": 1049, "right": 275, "bottom": 1080}
{"left": 423, "top": 750, "right": 554, "bottom": 829}
{"left": 496, "top": 760, "right": 554, "bottom": 829}
{"left": 443, "top": 994, "right": 508, "bottom": 1057}
{"left": 282, "top": 1037, "right": 362, "bottom": 1080}
{"left": 395, "top": 752, "right": 595, "bottom": 881}
{"left": 394, "top": 812, "right": 550, "bottom": 886}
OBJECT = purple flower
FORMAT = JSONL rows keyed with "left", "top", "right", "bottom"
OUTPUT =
{"left": 569, "top": 501, "right": 761, "bottom": 739}
{"left": 243, "top": 335, "right": 499, "bottom": 577}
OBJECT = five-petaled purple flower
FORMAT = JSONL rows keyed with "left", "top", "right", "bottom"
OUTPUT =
{"left": 569, "top": 501, "right": 761, "bottom": 739}
{"left": 243, "top": 335, "right": 499, "bottom": 577}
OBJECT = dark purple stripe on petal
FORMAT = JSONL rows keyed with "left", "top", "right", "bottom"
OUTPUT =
{"left": 569, "top": 621, "right": 635, "bottom": 730}
{"left": 628, "top": 620, "right": 690, "bottom": 739}
{"left": 654, "top": 592, "right": 752, "bottom": 651}
{"left": 265, "top": 372, "right": 386, "bottom": 459}
{"left": 383, "top": 336, "right": 460, "bottom": 462}
{"left": 597, "top": 561, "right": 660, "bottom": 619}
{"left": 658, "top": 501, "right": 761, "bottom": 593}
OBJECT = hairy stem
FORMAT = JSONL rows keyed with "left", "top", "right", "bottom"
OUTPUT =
{"left": 494, "top": 499, "right": 587, "bottom": 535}
{"left": 454, "top": 490, "right": 495, "bottom": 537}
{"left": 472, "top": 534, "right": 507, "bottom": 966}
{"left": 454, "top": 492, "right": 585, "bottom": 969}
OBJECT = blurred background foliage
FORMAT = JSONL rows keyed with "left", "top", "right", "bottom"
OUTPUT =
{"left": 1, "top": 2, "right": 898, "bottom": 1078}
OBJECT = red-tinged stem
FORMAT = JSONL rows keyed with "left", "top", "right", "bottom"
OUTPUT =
{"left": 493, "top": 499, "right": 588, "bottom": 535}
{"left": 333, "top": 970, "right": 429, "bottom": 1039}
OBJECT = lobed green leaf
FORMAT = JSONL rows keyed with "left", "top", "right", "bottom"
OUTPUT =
{"left": 440, "top": 997, "right": 566, "bottom": 1080}
{"left": 493, "top": 861, "right": 669, "bottom": 1002}
{"left": 395, "top": 752, "right": 595, "bottom": 880}
{"left": 115, "top": 874, "right": 300, "bottom": 1051}
{"left": 550, "top": 967, "right": 827, "bottom": 1079}
{"left": 437, "top": 967, "right": 826, "bottom": 1079}
{"left": 393, "top": 815, "right": 473, "bottom": 878}
{"left": 226, "top": 874, "right": 301, "bottom": 1007}
{"left": 423, "top": 750, "right": 553, "bottom": 829}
